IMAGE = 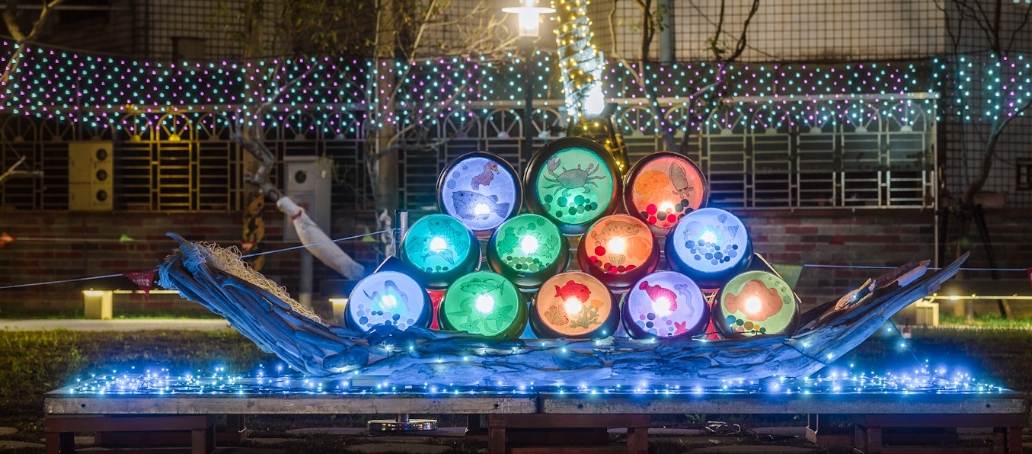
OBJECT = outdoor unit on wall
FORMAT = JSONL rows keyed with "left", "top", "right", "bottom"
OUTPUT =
{"left": 68, "top": 141, "right": 114, "bottom": 211}
{"left": 283, "top": 156, "right": 332, "bottom": 242}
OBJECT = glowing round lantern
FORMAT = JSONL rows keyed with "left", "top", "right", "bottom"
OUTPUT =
{"left": 577, "top": 214, "right": 659, "bottom": 290}
{"left": 624, "top": 151, "right": 708, "bottom": 235}
{"left": 399, "top": 214, "right": 480, "bottom": 289}
{"left": 665, "top": 207, "right": 752, "bottom": 289}
{"left": 487, "top": 214, "right": 570, "bottom": 290}
{"left": 345, "top": 271, "right": 432, "bottom": 334}
{"left": 530, "top": 272, "right": 619, "bottom": 339}
{"left": 524, "top": 137, "right": 621, "bottom": 236}
{"left": 713, "top": 270, "right": 800, "bottom": 338}
{"left": 621, "top": 271, "right": 709, "bottom": 339}
{"left": 439, "top": 271, "right": 527, "bottom": 339}
{"left": 438, "top": 151, "right": 522, "bottom": 237}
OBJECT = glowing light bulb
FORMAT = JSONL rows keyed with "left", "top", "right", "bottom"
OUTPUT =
{"left": 700, "top": 231, "right": 718, "bottom": 244}
{"left": 564, "top": 297, "right": 583, "bottom": 315}
{"left": 429, "top": 236, "right": 448, "bottom": 252}
{"left": 659, "top": 201, "right": 675, "bottom": 213}
{"left": 653, "top": 296, "right": 672, "bottom": 317}
{"left": 380, "top": 294, "right": 398, "bottom": 311}
{"left": 474, "top": 294, "right": 495, "bottom": 314}
{"left": 607, "top": 237, "right": 627, "bottom": 254}
{"left": 520, "top": 235, "right": 539, "bottom": 254}
{"left": 473, "top": 203, "right": 491, "bottom": 217}
{"left": 744, "top": 296, "right": 762, "bottom": 315}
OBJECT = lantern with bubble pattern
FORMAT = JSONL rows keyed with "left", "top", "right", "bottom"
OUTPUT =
{"left": 530, "top": 272, "right": 619, "bottom": 339}
{"left": 713, "top": 270, "right": 800, "bottom": 338}
{"left": 577, "top": 214, "right": 659, "bottom": 290}
{"left": 665, "top": 207, "right": 752, "bottom": 289}
{"left": 345, "top": 270, "right": 432, "bottom": 335}
{"left": 486, "top": 214, "right": 570, "bottom": 290}
{"left": 524, "top": 137, "right": 622, "bottom": 236}
{"left": 439, "top": 271, "right": 528, "bottom": 339}
{"left": 438, "top": 152, "right": 522, "bottom": 238}
{"left": 624, "top": 151, "right": 708, "bottom": 235}
{"left": 399, "top": 214, "right": 481, "bottom": 289}
{"left": 621, "top": 271, "right": 709, "bottom": 339}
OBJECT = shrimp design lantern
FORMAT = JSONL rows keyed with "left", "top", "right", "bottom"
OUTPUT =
{"left": 524, "top": 137, "right": 621, "bottom": 236}
{"left": 438, "top": 152, "right": 522, "bottom": 238}
{"left": 621, "top": 271, "right": 709, "bottom": 339}
{"left": 713, "top": 270, "right": 800, "bottom": 337}
{"left": 399, "top": 214, "right": 480, "bottom": 289}
{"left": 666, "top": 207, "right": 752, "bottom": 289}
{"left": 486, "top": 214, "right": 570, "bottom": 290}
{"left": 345, "top": 271, "right": 433, "bottom": 334}
{"left": 576, "top": 214, "right": 659, "bottom": 290}
{"left": 531, "top": 272, "right": 619, "bottom": 339}
{"left": 624, "top": 151, "right": 708, "bottom": 235}
{"left": 439, "top": 271, "right": 527, "bottom": 339}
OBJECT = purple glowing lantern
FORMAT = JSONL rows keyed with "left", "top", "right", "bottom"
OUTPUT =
{"left": 621, "top": 271, "right": 709, "bottom": 339}
{"left": 345, "top": 270, "right": 432, "bottom": 335}
{"left": 438, "top": 151, "right": 522, "bottom": 238}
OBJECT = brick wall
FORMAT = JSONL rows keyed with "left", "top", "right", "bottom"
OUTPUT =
{"left": 1, "top": 208, "right": 1028, "bottom": 316}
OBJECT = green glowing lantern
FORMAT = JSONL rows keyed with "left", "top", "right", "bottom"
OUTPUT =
{"left": 713, "top": 270, "right": 800, "bottom": 338}
{"left": 399, "top": 214, "right": 481, "bottom": 289}
{"left": 524, "top": 137, "right": 621, "bottom": 236}
{"left": 439, "top": 271, "right": 527, "bottom": 339}
{"left": 486, "top": 214, "right": 570, "bottom": 290}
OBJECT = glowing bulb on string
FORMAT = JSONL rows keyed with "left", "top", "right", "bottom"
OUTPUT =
{"left": 429, "top": 237, "right": 448, "bottom": 252}
{"left": 564, "top": 297, "right": 583, "bottom": 315}
{"left": 520, "top": 235, "right": 539, "bottom": 254}
{"left": 475, "top": 294, "right": 496, "bottom": 314}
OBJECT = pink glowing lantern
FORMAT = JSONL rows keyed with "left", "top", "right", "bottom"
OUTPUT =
{"left": 713, "top": 270, "right": 800, "bottom": 338}
{"left": 621, "top": 271, "right": 709, "bottom": 339}
{"left": 530, "top": 272, "right": 619, "bottom": 339}
{"left": 576, "top": 214, "right": 659, "bottom": 291}
{"left": 624, "top": 151, "right": 708, "bottom": 235}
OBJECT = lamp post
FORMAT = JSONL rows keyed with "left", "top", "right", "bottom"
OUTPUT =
{"left": 503, "top": 0, "right": 553, "bottom": 165}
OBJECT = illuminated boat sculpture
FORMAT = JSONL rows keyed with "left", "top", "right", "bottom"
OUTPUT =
{"left": 159, "top": 232, "right": 967, "bottom": 387}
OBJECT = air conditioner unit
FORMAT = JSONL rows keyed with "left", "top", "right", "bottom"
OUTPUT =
{"left": 68, "top": 141, "right": 114, "bottom": 211}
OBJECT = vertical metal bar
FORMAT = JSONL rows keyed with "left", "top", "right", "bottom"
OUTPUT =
{"left": 522, "top": 39, "right": 535, "bottom": 164}
{"left": 394, "top": 210, "right": 409, "bottom": 257}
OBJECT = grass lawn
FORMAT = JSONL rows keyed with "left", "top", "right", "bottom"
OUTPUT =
{"left": 1, "top": 327, "right": 1030, "bottom": 452}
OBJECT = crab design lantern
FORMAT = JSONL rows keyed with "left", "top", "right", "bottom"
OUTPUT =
{"left": 345, "top": 271, "right": 433, "bottom": 334}
{"left": 530, "top": 272, "right": 619, "bottom": 339}
{"left": 439, "top": 271, "right": 527, "bottom": 339}
{"left": 399, "top": 214, "right": 481, "bottom": 289}
{"left": 577, "top": 214, "right": 659, "bottom": 290}
{"left": 486, "top": 214, "right": 570, "bottom": 290}
{"left": 624, "top": 151, "right": 708, "bottom": 235}
{"left": 438, "top": 152, "right": 522, "bottom": 238}
{"left": 524, "top": 137, "right": 621, "bottom": 236}
{"left": 713, "top": 270, "right": 800, "bottom": 337}
{"left": 666, "top": 207, "right": 752, "bottom": 289}
{"left": 621, "top": 271, "right": 709, "bottom": 339}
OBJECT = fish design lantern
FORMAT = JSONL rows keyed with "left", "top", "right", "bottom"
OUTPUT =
{"left": 576, "top": 214, "right": 659, "bottom": 290}
{"left": 524, "top": 137, "right": 621, "bottom": 236}
{"left": 486, "top": 214, "right": 570, "bottom": 290}
{"left": 530, "top": 272, "right": 619, "bottom": 339}
{"left": 439, "top": 271, "right": 527, "bottom": 339}
{"left": 624, "top": 151, "right": 708, "bottom": 235}
{"left": 438, "top": 152, "right": 522, "bottom": 238}
{"left": 713, "top": 270, "right": 800, "bottom": 337}
{"left": 399, "top": 214, "right": 481, "bottom": 289}
{"left": 345, "top": 270, "right": 433, "bottom": 334}
{"left": 666, "top": 207, "right": 752, "bottom": 289}
{"left": 621, "top": 271, "right": 709, "bottom": 339}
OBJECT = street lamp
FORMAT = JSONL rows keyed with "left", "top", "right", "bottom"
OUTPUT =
{"left": 503, "top": 0, "right": 554, "bottom": 165}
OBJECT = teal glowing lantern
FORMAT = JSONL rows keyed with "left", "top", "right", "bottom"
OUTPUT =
{"left": 713, "top": 270, "right": 800, "bottom": 338}
{"left": 524, "top": 137, "right": 621, "bottom": 236}
{"left": 576, "top": 214, "right": 659, "bottom": 290}
{"left": 399, "top": 214, "right": 480, "bottom": 289}
{"left": 530, "top": 271, "right": 619, "bottom": 339}
{"left": 665, "top": 207, "right": 752, "bottom": 289}
{"left": 345, "top": 271, "right": 432, "bottom": 334}
{"left": 438, "top": 152, "right": 522, "bottom": 238}
{"left": 486, "top": 214, "right": 570, "bottom": 290}
{"left": 624, "top": 151, "right": 708, "bottom": 235}
{"left": 439, "top": 271, "right": 528, "bottom": 339}
{"left": 621, "top": 271, "right": 709, "bottom": 339}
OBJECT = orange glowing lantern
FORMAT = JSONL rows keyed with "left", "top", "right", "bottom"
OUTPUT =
{"left": 713, "top": 270, "right": 800, "bottom": 338}
{"left": 576, "top": 214, "right": 659, "bottom": 290}
{"left": 624, "top": 151, "right": 708, "bottom": 235}
{"left": 530, "top": 272, "right": 619, "bottom": 339}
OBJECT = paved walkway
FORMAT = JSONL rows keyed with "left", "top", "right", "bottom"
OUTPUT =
{"left": 0, "top": 318, "right": 232, "bottom": 331}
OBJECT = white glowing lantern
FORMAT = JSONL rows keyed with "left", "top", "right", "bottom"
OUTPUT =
{"left": 503, "top": 0, "right": 554, "bottom": 38}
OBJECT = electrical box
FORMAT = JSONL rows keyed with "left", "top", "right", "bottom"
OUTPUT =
{"left": 283, "top": 156, "right": 332, "bottom": 242}
{"left": 68, "top": 141, "right": 114, "bottom": 211}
